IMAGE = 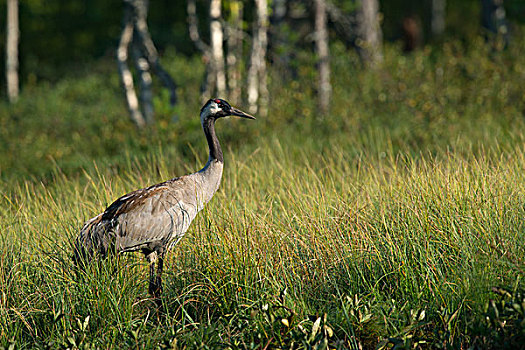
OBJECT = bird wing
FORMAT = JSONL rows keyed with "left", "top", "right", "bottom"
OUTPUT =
{"left": 101, "top": 175, "right": 202, "bottom": 253}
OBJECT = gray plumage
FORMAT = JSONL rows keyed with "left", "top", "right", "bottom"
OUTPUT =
{"left": 74, "top": 99, "right": 254, "bottom": 297}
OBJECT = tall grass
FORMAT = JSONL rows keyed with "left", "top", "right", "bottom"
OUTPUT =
{"left": 1, "top": 138, "right": 525, "bottom": 347}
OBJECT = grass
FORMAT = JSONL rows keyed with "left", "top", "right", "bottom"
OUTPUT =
{"left": 2, "top": 34, "right": 525, "bottom": 348}
{"left": 2, "top": 141, "right": 525, "bottom": 348}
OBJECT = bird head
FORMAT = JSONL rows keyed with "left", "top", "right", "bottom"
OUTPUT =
{"left": 200, "top": 98, "right": 255, "bottom": 122}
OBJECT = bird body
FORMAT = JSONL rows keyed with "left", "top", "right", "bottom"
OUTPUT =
{"left": 74, "top": 99, "right": 254, "bottom": 296}
{"left": 76, "top": 159, "right": 223, "bottom": 258}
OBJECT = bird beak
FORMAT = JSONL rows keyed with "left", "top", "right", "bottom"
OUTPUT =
{"left": 229, "top": 107, "right": 256, "bottom": 120}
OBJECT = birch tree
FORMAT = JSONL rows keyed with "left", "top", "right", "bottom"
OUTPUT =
{"left": 355, "top": 0, "right": 383, "bottom": 67}
{"left": 270, "top": 0, "right": 292, "bottom": 78}
{"left": 188, "top": 0, "right": 227, "bottom": 101}
{"left": 247, "top": 0, "right": 269, "bottom": 116}
{"left": 431, "top": 0, "right": 446, "bottom": 37}
{"left": 117, "top": 0, "right": 177, "bottom": 128}
{"left": 314, "top": 0, "right": 330, "bottom": 115}
{"left": 187, "top": 0, "right": 213, "bottom": 101}
{"left": 6, "top": 0, "right": 19, "bottom": 103}
{"left": 118, "top": 3, "right": 144, "bottom": 127}
{"left": 210, "top": 0, "right": 227, "bottom": 97}
{"left": 226, "top": 1, "right": 243, "bottom": 105}
{"left": 325, "top": 1, "right": 355, "bottom": 49}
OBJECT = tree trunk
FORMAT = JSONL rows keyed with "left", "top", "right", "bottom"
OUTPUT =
{"left": 118, "top": 2, "right": 146, "bottom": 128}
{"left": 210, "top": 0, "right": 226, "bottom": 97}
{"left": 256, "top": 0, "right": 269, "bottom": 117}
{"left": 6, "top": 0, "right": 19, "bottom": 103}
{"left": 247, "top": 0, "right": 269, "bottom": 116}
{"left": 132, "top": 38, "right": 154, "bottom": 124}
{"left": 117, "top": 0, "right": 177, "bottom": 128}
{"left": 325, "top": 1, "right": 358, "bottom": 55}
{"left": 402, "top": 15, "right": 422, "bottom": 52}
{"left": 314, "top": 0, "right": 330, "bottom": 115}
{"left": 356, "top": 0, "right": 383, "bottom": 67}
{"left": 270, "top": 0, "right": 290, "bottom": 76}
{"left": 187, "top": 0, "right": 213, "bottom": 102}
{"left": 133, "top": 0, "right": 177, "bottom": 106}
{"left": 247, "top": 12, "right": 260, "bottom": 113}
{"left": 431, "top": 0, "right": 446, "bottom": 37}
{"left": 226, "top": 1, "right": 243, "bottom": 105}
{"left": 481, "top": 0, "right": 508, "bottom": 50}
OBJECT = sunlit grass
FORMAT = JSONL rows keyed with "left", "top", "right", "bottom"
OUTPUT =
{"left": 1, "top": 136, "right": 525, "bottom": 347}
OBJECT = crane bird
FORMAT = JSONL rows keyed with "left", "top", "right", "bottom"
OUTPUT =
{"left": 73, "top": 99, "right": 255, "bottom": 297}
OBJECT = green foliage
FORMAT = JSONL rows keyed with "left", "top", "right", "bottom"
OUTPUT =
{"left": 468, "top": 285, "right": 525, "bottom": 348}
{"left": 2, "top": 32, "right": 525, "bottom": 348}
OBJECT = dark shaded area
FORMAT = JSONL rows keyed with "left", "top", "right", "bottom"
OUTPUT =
{"left": 0, "top": 0, "right": 191, "bottom": 85}
{"left": 0, "top": 0, "right": 523, "bottom": 102}
{"left": 0, "top": 0, "right": 524, "bottom": 90}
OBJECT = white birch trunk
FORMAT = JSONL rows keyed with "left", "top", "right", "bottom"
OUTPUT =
{"left": 132, "top": 40, "right": 154, "bottom": 124}
{"left": 247, "top": 32, "right": 260, "bottom": 114}
{"left": 117, "top": 0, "right": 177, "bottom": 127}
{"left": 431, "top": 0, "right": 446, "bottom": 37}
{"left": 248, "top": 0, "right": 269, "bottom": 116}
{"left": 187, "top": 0, "right": 209, "bottom": 53}
{"left": 134, "top": 0, "right": 177, "bottom": 106}
{"left": 315, "top": 0, "right": 330, "bottom": 115}
{"left": 210, "top": 0, "right": 226, "bottom": 97}
{"left": 226, "top": 1, "right": 243, "bottom": 105}
{"left": 6, "top": 0, "right": 19, "bottom": 102}
{"left": 117, "top": 4, "right": 146, "bottom": 128}
{"left": 187, "top": 0, "right": 213, "bottom": 102}
{"left": 357, "top": 0, "right": 383, "bottom": 67}
{"left": 256, "top": 0, "right": 268, "bottom": 117}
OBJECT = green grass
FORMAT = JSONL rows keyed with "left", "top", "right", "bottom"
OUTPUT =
{"left": 2, "top": 141, "right": 525, "bottom": 348}
{"left": 2, "top": 34, "right": 525, "bottom": 348}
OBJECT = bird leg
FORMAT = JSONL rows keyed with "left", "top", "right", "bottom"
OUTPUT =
{"left": 155, "top": 253, "right": 164, "bottom": 296}
{"left": 147, "top": 251, "right": 160, "bottom": 297}
{"left": 147, "top": 251, "right": 164, "bottom": 300}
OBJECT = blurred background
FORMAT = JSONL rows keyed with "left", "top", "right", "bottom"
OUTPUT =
{"left": 1, "top": 0, "right": 524, "bottom": 180}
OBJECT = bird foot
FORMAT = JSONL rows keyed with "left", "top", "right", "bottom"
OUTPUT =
{"left": 149, "top": 275, "right": 163, "bottom": 306}
{"left": 149, "top": 283, "right": 162, "bottom": 298}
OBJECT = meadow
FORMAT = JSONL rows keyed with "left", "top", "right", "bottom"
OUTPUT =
{"left": 1, "top": 36, "right": 525, "bottom": 348}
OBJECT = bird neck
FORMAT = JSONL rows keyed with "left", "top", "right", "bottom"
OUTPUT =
{"left": 202, "top": 117, "right": 224, "bottom": 163}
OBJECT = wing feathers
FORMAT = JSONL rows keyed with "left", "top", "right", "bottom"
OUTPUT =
{"left": 77, "top": 176, "right": 200, "bottom": 256}
{"left": 75, "top": 159, "right": 223, "bottom": 259}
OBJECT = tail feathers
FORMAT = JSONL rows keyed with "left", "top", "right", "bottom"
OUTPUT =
{"left": 72, "top": 213, "right": 108, "bottom": 266}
